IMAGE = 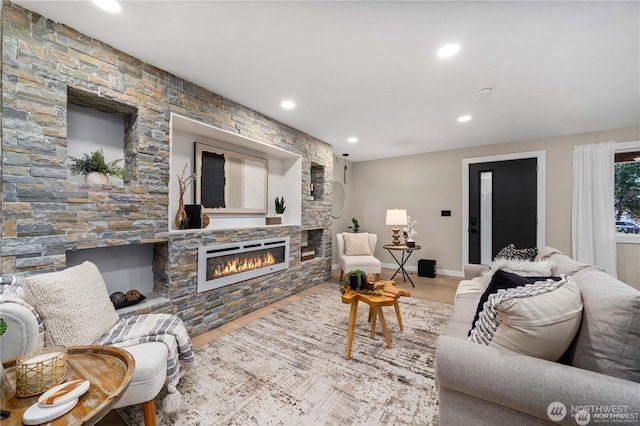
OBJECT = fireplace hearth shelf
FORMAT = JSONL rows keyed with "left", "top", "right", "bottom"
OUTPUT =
{"left": 115, "top": 293, "right": 171, "bottom": 315}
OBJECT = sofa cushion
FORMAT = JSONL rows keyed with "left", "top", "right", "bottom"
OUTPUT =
{"left": 470, "top": 270, "right": 562, "bottom": 334}
{"left": 483, "top": 258, "right": 555, "bottom": 279}
{"left": 343, "top": 232, "right": 372, "bottom": 256}
{"left": 495, "top": 244, "right": 538, "bottom": 261}
{"left": 23, "top": 261, "right": 120, "bottom": 346}
{"left": 563, "top": 267, "right": 640, "bottom": 382}
{"left": 469, "top": 276, "right": 583, "bottom": 361}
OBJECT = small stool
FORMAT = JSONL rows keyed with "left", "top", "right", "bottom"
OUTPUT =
{"left": 341, "top": 280, "right": 411, "bottom": 360}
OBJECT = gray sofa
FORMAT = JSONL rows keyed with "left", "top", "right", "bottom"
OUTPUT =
{"left": 435, "top": 247, "right": 640, "bottom": 425}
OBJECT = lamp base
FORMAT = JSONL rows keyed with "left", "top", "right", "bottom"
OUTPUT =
{"left": 392, "top": 226, "right": 401, "bottom": 246}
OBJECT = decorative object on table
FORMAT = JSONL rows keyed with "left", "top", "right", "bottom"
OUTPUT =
{"left": 403, "top": 216, "right": 418, "bottom": 247}
{"left": 385, "top": 209, "right": 408, "bottom": 246}
{"left": 22, "top": 397, "right": 78, "bottom": 425}
{"left": 38, "top": 379, "right": 90, "bottom": 407}
{"left": 109, "top": 291, "right": 126, "bottom": 306}
{"left": 348, "top": 217, "right": 360, "bottom": 233}
{"left": 175, "top": 163, "right": 196, "bottom": 230}
{"left": 15, "top": 346, "right": 68, "bottom": 397}
{"left": 125, "top": 289, "right": 141, "bottom": 302}
{"left": 274, "top": 196, "right": 286, "bottom": 215}
{"left": 68, "top": 149, "right": 126, "bottom": 185}
{"left": 341, "top": 270, "right": 383, "bottom": 295}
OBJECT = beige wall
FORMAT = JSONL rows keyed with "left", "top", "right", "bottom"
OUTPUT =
{"left": 334, "top": 126, "right": 639, "bottom": 287}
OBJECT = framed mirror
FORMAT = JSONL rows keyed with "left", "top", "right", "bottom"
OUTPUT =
{"left": 332, "top": 180, "right": 345, "bottom": 218}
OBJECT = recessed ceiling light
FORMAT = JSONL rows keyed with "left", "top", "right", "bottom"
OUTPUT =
{"left": 91, "top": 0, "right": 122, "bottom": 13}
{"left": 457, "top": 115, "right": 472, "bottom": 122}
{"left": 347, "top": 137, "right": 358, "bottom": 143}
{"left": 438, "top": 43, "right": 460, "bottom": 58}
{"left": 280, "top": 100, "right": 296, "bottom": 110}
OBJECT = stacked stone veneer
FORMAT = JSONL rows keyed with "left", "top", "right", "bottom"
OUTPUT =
{"left": 1, "top": 3, "right": 333, "bottom": 336}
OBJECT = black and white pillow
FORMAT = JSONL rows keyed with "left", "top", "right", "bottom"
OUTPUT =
{"left": 468, "top": 275, "right": 583, "bottom": 361}
{"left": 495, "top": 244, "right": 538, "bottom": 261}
{"left": 469, "top": 269, "right": 561, "bottom": 335}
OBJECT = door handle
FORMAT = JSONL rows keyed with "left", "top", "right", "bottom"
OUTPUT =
{"left": 470, "top": 229, "right": 478, "bottom": 234}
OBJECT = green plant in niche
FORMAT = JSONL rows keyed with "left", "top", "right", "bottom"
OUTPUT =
{"left": 348, "top": 217, "right": 360, "bottom": 233}
{"left": 274, "top": 196, "right": 286, "bottom": 214}
{"left": 68, "top": 149, "right": 126, "bottom": 179}
{"left": 0, "top": 318, "right": 6, "bottom": 337}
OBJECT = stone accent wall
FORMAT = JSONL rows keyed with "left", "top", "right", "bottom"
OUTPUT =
{"left": 1, "top": 3, "right": 333, "bottom": 335}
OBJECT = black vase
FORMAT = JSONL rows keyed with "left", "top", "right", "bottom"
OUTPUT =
{"left": 349, "top": 275, "right": 360, "bottom": 290}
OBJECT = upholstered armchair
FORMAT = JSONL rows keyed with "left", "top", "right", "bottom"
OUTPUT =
{"left": 336, "top": 232, "right": 382, "bottom": 281}
{"left": 0, "top": 261, "right": 195, "bottom": 426}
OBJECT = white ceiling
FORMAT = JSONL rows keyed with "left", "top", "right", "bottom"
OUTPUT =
{"left": 12, "top": 1, "right": 640, "bottom": 162}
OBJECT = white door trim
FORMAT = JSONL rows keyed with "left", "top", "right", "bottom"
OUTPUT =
{"left": 462, "top": 150, "right": 546, "bottom": 267}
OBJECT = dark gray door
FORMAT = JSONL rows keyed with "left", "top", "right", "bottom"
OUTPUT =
{"left": 469, "top": 158, "right": 537, "bottom": 264}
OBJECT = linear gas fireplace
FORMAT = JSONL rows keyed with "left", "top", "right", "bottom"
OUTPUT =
{"left": 197, "top": 237, "right": 290, "bottom": 293}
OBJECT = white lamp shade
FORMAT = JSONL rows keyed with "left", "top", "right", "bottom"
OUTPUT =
{"left": 385, "top": 209, "right": 408, "bottom": 226}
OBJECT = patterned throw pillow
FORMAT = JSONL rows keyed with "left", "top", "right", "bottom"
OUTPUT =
{"left": 469, "top": 270, "right": 561, "bottom": 335}
{"left": 469, "top": 275, "right": 583, "bottom": 361}
{"left": 495, "top": 244, "right": 538, "bottom": 261}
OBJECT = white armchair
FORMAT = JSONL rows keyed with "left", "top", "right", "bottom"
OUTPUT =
{"left": 336, "top": 232, "right": 382, "bottom": 281}
{"left": 0, "top": 262, "right": 195, "bottom": 426}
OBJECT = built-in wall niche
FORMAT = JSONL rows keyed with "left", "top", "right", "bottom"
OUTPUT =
{"left": 170, "top": 113, "right": 302, "bottom": 231}
{"left": 301, "top": 228, "right": 324, "bottom": 261}
{"left": 67, "top": 87, "right": 137, "bottom": 185}
{"left": 66, "top": 243, "right": 169, "bottom": 311}
{"left": 310, "top": 162, "right": 325, "bottom": 201}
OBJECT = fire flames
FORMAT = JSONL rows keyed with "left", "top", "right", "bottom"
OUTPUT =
{"left": 212, "top": 251, "right": 276, "bottom": 278}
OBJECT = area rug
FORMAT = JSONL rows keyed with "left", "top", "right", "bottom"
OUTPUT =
{"left": 117, "top": 285, "right": 452, "bottom": 425}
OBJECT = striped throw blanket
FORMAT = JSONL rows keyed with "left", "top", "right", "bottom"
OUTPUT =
{"left": 96, "top": 313, "right": 196, "bottom": 412}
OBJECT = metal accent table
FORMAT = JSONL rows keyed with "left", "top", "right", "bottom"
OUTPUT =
{"left": 383, "top": 244, "right": 422, "bottom": 287}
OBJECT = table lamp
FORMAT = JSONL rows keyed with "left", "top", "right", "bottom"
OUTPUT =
{"left": 385, "top": 209, "right": 408, "bottom": 246}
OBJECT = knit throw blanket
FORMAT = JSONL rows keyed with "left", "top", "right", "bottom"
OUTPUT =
{"left": 95, "top": 313, "right": 197, "bottom": 413}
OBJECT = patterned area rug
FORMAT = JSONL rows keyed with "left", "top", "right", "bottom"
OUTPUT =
{"left": 118, "top": 286, "right": 452, "bottom": 425}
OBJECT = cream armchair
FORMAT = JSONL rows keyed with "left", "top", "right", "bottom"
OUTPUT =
{"left": 0, "top": 262, "right": 194, "bottom": 426}
{"left": 336, "top": 232, "right": 382, "bottom": 281}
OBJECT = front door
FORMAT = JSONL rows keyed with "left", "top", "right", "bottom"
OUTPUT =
{"left": 468, "top": 158, "right": 538, "bottom": 264}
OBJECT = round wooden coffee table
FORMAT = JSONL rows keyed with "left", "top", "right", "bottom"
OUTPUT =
{"left": 1, "top": 345, "right": 135, "bottom": 426}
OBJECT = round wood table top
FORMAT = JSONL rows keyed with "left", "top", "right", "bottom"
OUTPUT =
{"left": 1, "top": 345, "right": 135, "bottom": 426}
{"left": 382, "top": 244, "right": 422, "bottom": 251}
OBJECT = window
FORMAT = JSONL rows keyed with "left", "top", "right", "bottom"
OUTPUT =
{"left": 614, "top": 142, "right": 640, "bottom": 243}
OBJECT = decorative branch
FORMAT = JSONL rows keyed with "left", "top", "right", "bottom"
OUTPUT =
{"left": 177, "top": 163, "right": 196, "bottom": 198}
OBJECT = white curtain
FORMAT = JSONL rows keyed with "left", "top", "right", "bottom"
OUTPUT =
{"left": 572, "top": 141, "right": 617, "bottom": 277}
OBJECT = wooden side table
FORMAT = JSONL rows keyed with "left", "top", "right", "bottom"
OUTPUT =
{"left": 383, "top": 244, "right": 422, "bottom": 287}
{"left": 1, "top": 345, "right": 135, "bottom": 426}
{"left": 341, "top": 280, "right": 411, "bottom": 360}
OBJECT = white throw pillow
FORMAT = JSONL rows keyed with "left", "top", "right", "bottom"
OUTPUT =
{"left": 469, "top": 275, "right": 583, "bottom": 361}
{"left": 343, "top": 232, "right": 372, "bottom": 256}
{"left": 23, "top": 261, "right": 120, "bottom": 346}
{"left": 482, "top": 258, "right": 555, "bottom": 280}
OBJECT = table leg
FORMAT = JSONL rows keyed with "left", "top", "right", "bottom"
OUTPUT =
{"left": 399, "top": 251, "right": 416, "bottom": 287}
{"left": 345, "top": 300, "right": 358, "bottom": 360}
{"left": 376, "top": 307, "right": 392, "bottom": 349}
{"left": 393, "top": 300, "right": 404, "bottom": 331}
{"left": 386, "top": 249, "right": 404, "bottom": 280}
{"left": 370, "top": 307, "right": 377, "bottom": 339}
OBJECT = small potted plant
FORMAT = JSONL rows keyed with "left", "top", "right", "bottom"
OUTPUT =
{"left": 274, "top": 196, "right": 286, "bottom": 216}
{"left": 68, "top": 149, "right": 126, "bottom": 184}
{"left": 348, "top": 217, "right": 360, "bottom": 233}
{"left": 341, "top": 270, "right": 383, "bottom": 295}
